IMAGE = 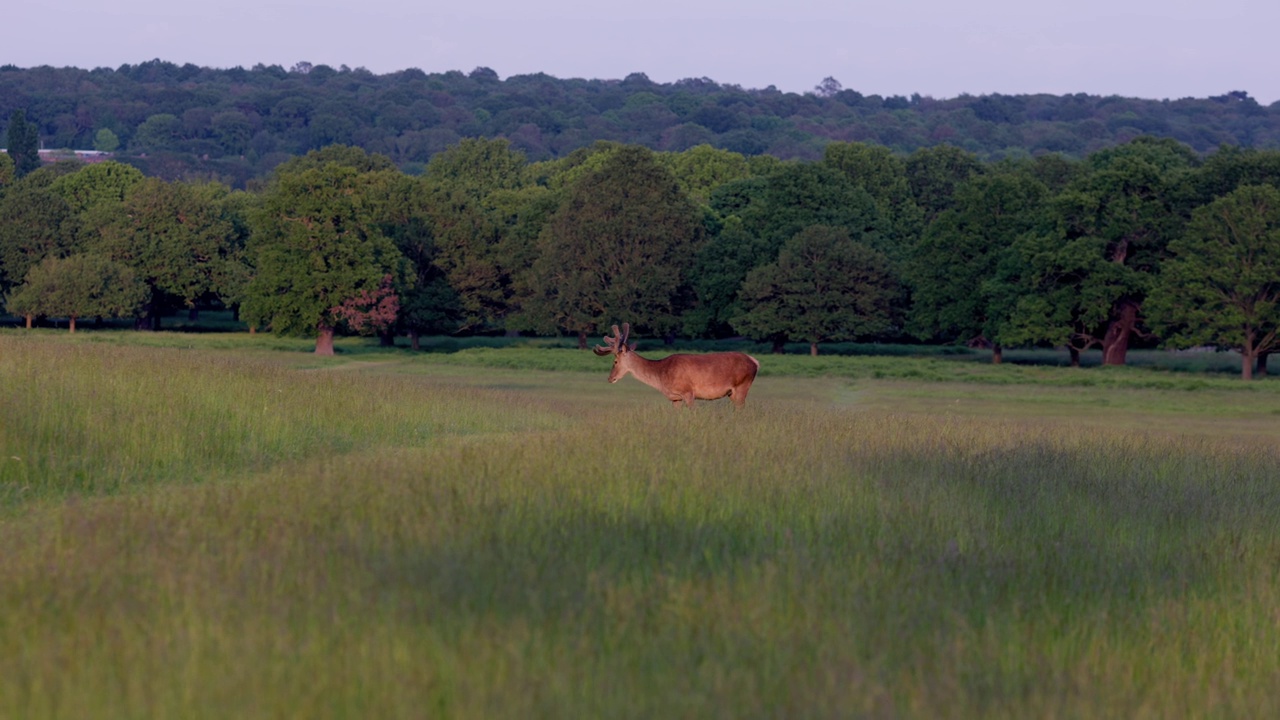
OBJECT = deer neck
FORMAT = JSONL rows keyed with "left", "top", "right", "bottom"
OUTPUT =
{"left": 623, "top": 352, "right": 667, "bottom": 390}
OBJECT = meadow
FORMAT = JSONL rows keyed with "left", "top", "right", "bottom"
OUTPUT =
{"left": 2, "top": 329, "right": 1278, "bottom": 719}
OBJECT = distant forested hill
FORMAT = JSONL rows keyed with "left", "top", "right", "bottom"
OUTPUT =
{"left": 2, "top": 60, "right": 1276, "bottom": 185}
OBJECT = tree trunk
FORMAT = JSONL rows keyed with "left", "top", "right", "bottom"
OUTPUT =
{"left": 810, "top": 342, "right": 819, "bottom": 357}
{"left": 379, "top": 329, "right": 395, "bottom": 347}
{"left": 1242, "top": 349, "right": 1255, "bottom": 381}
{"left": 69, "top": 315, "right": 77, "bottom": 333}
{"left": 24, "top": 314, "right": 32, "bottom": 329}
{"left": 1256, "top": 351, "right": 1269, "bottom": 377}
{"left": 188, "top": 307, "right": 199, "bottom": 321}
{"left": 578, "top": 330, "right": 588, "bottom": 350}
{"left": 991, "top": 344, "right": 1003, "bottom": 364}
{"left": 771, "top": 337, "right": 786, "bottom": 354}
{"left": 249, "top": 325, "right": 256, "bottom": 335}
{"left": 1068, "top": 347, "right": 1081, "bottom": 368}
{"left": 409, "top": 330, "right": 421, "bottom": 351}
{"left": 1101, "top": 300, "right": 1139, "bottom": 366}
{"left": 315, "top": 324, "right": 336, "bottom": 356}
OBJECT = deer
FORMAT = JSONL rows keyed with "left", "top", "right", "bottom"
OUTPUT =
{"left": 593, "top": 323, "right": 760, "bottom": 409}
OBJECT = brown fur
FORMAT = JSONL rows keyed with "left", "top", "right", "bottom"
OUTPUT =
{"left": 595, "top": 323, "right": 759, "bottom": 408}
{"left": 607, "top": 348, "right": 759, "bottom": 408}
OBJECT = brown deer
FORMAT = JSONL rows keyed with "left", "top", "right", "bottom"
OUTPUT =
{"left": 593, "top": 323, "right": 760, "bottom": 408}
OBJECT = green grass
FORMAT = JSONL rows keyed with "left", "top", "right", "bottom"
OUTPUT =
{"left": 1, "top": 333, "right": 1278, "bottom": 718}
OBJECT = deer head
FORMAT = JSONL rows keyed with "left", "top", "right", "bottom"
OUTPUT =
{"left": 593, "top": 323, "right": 637, "bottom": 382}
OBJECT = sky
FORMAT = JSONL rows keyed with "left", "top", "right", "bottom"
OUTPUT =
{"left": 9, "top": 0, "right": 1279, "bottom": 104}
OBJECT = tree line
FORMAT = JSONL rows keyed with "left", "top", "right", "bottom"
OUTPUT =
{"left": 1, "top": 61, "right": 1277, "bottom": 186}
{"left": 3, "top": 135, "right": 1280, "bottom": 379}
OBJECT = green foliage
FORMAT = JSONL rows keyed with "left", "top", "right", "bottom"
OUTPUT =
{"left": 657, "top": 144, "right": 753, "bottom": 205}
{"left": 519, "top": 145, "right": 703, "bottom": 339}
{"left": 48, "top": 161, "right": 144, "bottom": 215}
{"left": 270, "top": 144, "right": 397, "bottom": 176}
{"left": 909, "top": 171, "right": 1050, "bottom": 345}
{"left": 730, "top": 162, "right": 889, "bottom": 255}
{"left": 735, "top": 225, "right": 899, "bottom": 352}
{"left": 422, "top": 139, "right": 541, "bottom": 330}
{"left": 905, "top": 144, "right": 984, "bottom": 221}
{"left": 0, "top": 153, "right": 13, "bottom": 192}
{"left": 822, "top": 141, "right": 923, "bottom": 254}
{"left": 3, "top": 65, "right": 1280, "bottom": 183}
{"left": 1148, "top": 185, "right": 1280, "bottom": 377}
{"left": 5, "top": 253, "right": 145, "bottom": 323}
{"left": 131, "top": 113, "right": 183, "bottom": 152}
{"left": 242, "top": 163, "right": 409, "bottom": 340}
{"left": 1186, "top": 146, "right": 1280, "bottom": 206}
{"left": 0, "top": 181, "right": 74, "bottom": 292}
{"left": 5, "top": 109, "right": 41, "bottom": 177}
{"left": 425, "top": 137, "right": 526, "bottom": 198}
{"left": 1004, "top": 137, "right": 1197, "bottom": 357}
{"left": 92, "top": 178, "right": 247, "bottom": 313}
{"left": 684, "top": 215, "right": 771, "bottom": 337}
{"left": 93, "top": 128, "right": 120, "bottom": 152}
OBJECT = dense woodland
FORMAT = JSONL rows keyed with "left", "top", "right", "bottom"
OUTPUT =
{"left": 1, "top": 61, "right": 1278, "bottom": 186}
{"left": 4, "top": 110, "right": 1280, "bottom": 378}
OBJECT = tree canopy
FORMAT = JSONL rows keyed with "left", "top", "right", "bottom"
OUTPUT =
{"left": 735, "top": 225, "right": 899, "bottom": 355}
{"left": 241, "top": 162, "right": 409, "bottom": 354}
{"left": 518, "top": 145, "right": 703, "bottom": 345}
{"left": 1147, "top": 184, "right": 1280, "bottom": 379}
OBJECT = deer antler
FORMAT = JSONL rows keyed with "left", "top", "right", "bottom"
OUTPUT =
{"left": 592, "top": 323, "right": 632, "bottom": 356}
{"left": 593, "top": 324, "right": 621, "bottom": 356}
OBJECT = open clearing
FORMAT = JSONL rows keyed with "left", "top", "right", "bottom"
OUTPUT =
{"left": 2, "top": 333, "right": 1278, "bottom": 719}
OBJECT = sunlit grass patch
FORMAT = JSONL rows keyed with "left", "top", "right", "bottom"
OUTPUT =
{"left": 0, "top": 336, "right": 568, "bottom": 503}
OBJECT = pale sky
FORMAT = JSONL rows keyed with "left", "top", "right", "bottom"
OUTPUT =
{"left": 9, "top": 0, "right": 1279, "bottom": 104}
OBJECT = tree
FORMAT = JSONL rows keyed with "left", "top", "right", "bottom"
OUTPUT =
{"left": 91, "top": 178, "right": 244, "bottom": 329}
{"left": 518, "top": 145, "right": 703, "bottom": 347}
{"left": 93, "top": 128, "right": 120, "bottom": 152}
{"left": 735, "top": 162, "right": 888, "bottom": 254}
{"left": 734, "top": 225, "right": 899, "bottom": 356}
{"left": 908, "top": 172, "right": 1049, "bottom": 363}
{"left": 6, "top": 254, "right": 145, "bottom": 331}
{"left": 658, "top": 144, "right": 752, "bottom": 205}
{"left": 1147, "top": 185, "right": 1280, "bottom": 380}
{"left": 271, "top": 144, "right": 397, "bottom": 176}
{"left": 423, "top": 139, "right": 538, "bottom": 331}
{"left": 905, "top": 145, "right": 984, "bottom": 223}
{"left": 684, "top": 215, "right": 772, "bottom": 338}
{"left": 0, "top": 183, "right": 74, "bottom": 299}
{"left": 241, "top": 163, "right": 409, "bottom": 354}
{"left": 1004, "top": 138, "right": 1196, "bottom": 365}
{"left": 6, "top": 110, "right": 41, "bottom": 178}
{"left": 131, "top": 113, "right": 183, "bottom": 152}
{"left": 823, "top": 141, "right": 923, "bottom": 257}
{"left": 0, "top": 153, "right": 13, "bottom": 193}
{"left": 49, "top": 161, "right": 144, "bottom": 215}
{"left": 369, "top": 173, "right": 460, "bottom": 347}
{"left": 813, "top": 77, "right": 843, "bottom": 98}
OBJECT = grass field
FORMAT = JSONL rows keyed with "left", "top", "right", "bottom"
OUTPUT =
{"left": 2, "top": 330, "right": 1278, "bottom": 718}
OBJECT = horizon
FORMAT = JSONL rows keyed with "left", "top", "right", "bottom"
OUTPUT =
{"left": 7, "top": 1, "right": 1279, "bottom": 105}
{"left": 3, "top": 59, "right": 1273, "bottom": 107}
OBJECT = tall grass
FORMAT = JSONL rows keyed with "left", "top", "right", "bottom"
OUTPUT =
{"left": 1, "top": 335, "right": 1278, "bottom": 718}
{"left": 0, "top": 335, "right": 565, "bottom": 503}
